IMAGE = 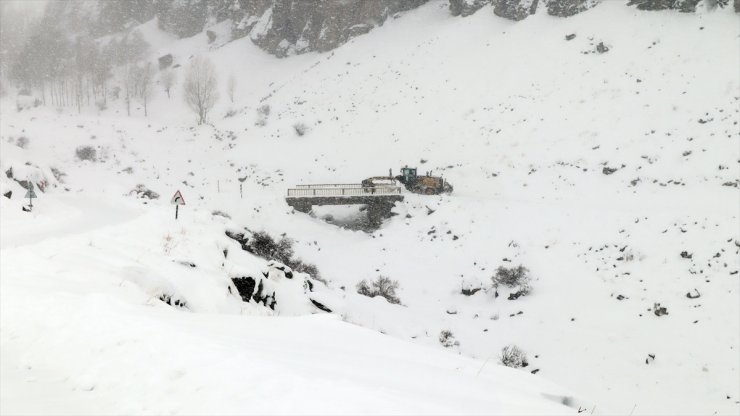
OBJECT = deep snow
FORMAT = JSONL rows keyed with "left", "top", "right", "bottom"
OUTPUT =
{"left": 1, "top": 1, "right": 738, "bottom": 414}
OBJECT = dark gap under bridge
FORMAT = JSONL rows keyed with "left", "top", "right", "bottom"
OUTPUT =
{"left": 285, "top": 184, "right": 404, "bottom": 226}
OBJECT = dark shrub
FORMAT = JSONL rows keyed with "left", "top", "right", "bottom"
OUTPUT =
{"left": 500, "top": 345, "right": 528, "bottom": 368}
{"left": 237, "top": 230, "right": 324, "bottom": 282}
{"left": 356, "top": 276, "right": 401, "bottom": 304}
{"left": 439, "top": 330, "right": 459, "bottom": 348}
{"left": 492, "top": 265, "right": 531, "bottom": 289}
{"left": 75, "top": 146, "right": 97, "bottom": 161}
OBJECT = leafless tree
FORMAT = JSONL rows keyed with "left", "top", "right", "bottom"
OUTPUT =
{"left": 124, "top": 63, "right": 135, "bottom": 116}
{"left": 137, "top": 62, "right": 154, "bottom": 116}
{"left": 160, "top": 69, "right": 175, "bottom": 99}
{"left": 227, "top": 72, "right": 236, "bottom": 103}
{"left": 183, "top": 56, "right": 218, "bottom": 125}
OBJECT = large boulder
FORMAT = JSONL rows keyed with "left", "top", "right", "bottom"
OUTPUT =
{"left": 493, "top": 0, "right": 539, "bottom": 21}
{"left": 450, "top": 0, "right": 490, "bottom": 16}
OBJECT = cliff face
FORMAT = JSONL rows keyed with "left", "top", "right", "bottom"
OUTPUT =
{"left": 232, "top": 0, "right": 427, "bottom": 57}
{"left": 43, "top": 0, "right": 737, "bottom": 58}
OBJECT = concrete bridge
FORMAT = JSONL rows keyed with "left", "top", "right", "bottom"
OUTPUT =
{"left": 286, "top": 184, "right": 403, "bottom": 226}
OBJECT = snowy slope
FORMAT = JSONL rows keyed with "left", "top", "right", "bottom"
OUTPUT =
{"left": 1, "top": 1, "right": 738, "bottom": 415}
{"left": 0, "top": 199, "right": 573, "bottom": 415}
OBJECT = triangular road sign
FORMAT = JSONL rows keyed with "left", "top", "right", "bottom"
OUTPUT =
{"left": 171, "top": 190, "right": 185, "bottom": 205}
{"left": 25, "top": 188, "right": 37, "bottom": 199}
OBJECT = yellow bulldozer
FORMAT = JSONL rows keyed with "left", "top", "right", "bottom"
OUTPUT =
{"left": 362, "top": 166, "right": 452, "bottom": 195}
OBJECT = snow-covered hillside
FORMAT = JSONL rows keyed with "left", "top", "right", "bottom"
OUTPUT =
{"left": 1, "top": 1, "right": 738, "bottom": 415}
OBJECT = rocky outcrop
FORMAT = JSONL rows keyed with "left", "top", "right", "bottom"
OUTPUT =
{"left": 493, "top": 0, "right": 539, "bottom": 21}
{"left": 450, "top": 0, "right": 491, "bottom": 17}
{"left": 547, "top": 0, "right": 601, "bottom": 17}
{"left": 156, "top": 0, "right": 210, "bottom": 38}
{"left": 233, "top": 0, "right": 427, "bottom": 57}
{"left": 626, "top": 0, "right": 700, "bottom": 12}
{"left": 39, "top": 0, "right": 737, "bottom": 59}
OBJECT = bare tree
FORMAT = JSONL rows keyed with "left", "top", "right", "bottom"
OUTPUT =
{"left": 160, "top": 69, "right": 175, "bottom": 99}
{"left": 183, "top": 56, "right": 218, "bottom": 125}
{"left": 227, "top": 72, "right": 236, "bottom": 103}
{"left": 124, "top": 63, "right": 135, "bottom": 116}
{"left": 137, "top": 62, "right": 154, "bottom": 117}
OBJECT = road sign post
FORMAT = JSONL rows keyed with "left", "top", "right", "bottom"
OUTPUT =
{"left": 171, "top": 190, "right": 185, "bottom": 220}
{"left": 25, "top": 184, "right": 37, "bottom": 209}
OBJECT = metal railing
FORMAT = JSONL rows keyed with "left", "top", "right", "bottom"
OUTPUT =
{"left": 287, "top": 186, "right": 402, "bottom": 198}
{"left": 294, "top": 183, "right": 363, "bottom": 189}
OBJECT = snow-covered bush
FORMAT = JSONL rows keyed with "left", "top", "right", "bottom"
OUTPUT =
{"left": 75, "top": 146, "right": 97, "bottom": 162}
{"left": 237, "top": 230, "right": 323, "bottom": 282}
{"left": 356, "top": 276, "right": 401, "bottom": 304}
{"left": 492, "top": 265, "right": 531, "bottom": 296}
{"left": 289, "top": 260, "right": 325, "bottom": 284}
{"left": 15, "top": 136, "right": 29, "bottom": 149}
{"left": 500, "top": 345, "right": 528, "bottom": 368}
{"left": 130, "top": 184, "right": 160, "bottom": 200}
{"left": 246, "top": 231, "right": 293, "bottom": 264}
{"left": 293, "top": 122, "right": 308, "bottom": 137}
{"left": 258, "top": 104, "right": 270, "bottom": 117}
{"left": 439, "top": 330, "right": 459, "bottom": 348}
{"left": 255, "top": 104, "right": 270, "bottom": 126}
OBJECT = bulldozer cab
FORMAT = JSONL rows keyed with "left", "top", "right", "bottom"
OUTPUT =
{"left": 400, "top": 167, "right": 417, "bottom": 183}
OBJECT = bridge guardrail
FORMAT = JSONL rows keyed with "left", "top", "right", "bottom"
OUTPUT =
{"left": 287, "top": 186, "right": 402, "bottom": 198}
{"left": 294, "top": 184, "right": 363, "bottom": 189}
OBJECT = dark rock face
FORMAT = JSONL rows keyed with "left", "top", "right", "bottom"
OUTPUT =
{"left": 450, "top": 0, "right": 491, "bottom": 17}
{"left": 735, "top": 0, "right": 740, "bottom": 12}
{"left": 627, "top": 0, "right": 700, "bottom": 12}
{"left": 493, "top": 0, "right": 539, "bottom": 21}
{"left": 547, "top": 0, "right": 600, "bottom": 17}
{"left": 156, "top": 0, "right": 210, "bottom": 38}
{"left": 233, "top": 0, "right": 427, "bottom": 57}
{"left": 158, "top": 54, "right": 173, "bottom": 70}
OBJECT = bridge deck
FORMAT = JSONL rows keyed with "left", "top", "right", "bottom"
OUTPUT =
{"left": 286, "top": 184, "right": 403, "bottom": 224}
{"left": 287, "top": 186, "right": 401, "bottom": 198}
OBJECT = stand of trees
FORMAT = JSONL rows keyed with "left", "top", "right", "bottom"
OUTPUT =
{"left": 8, "top": 20, "right": 150, "bottom": 114}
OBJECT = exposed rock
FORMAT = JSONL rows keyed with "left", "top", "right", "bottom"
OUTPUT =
{"left": 310, "top": 299, "right": 332, "bottom": 312}
{"left": 494, "top": 0, "right": 539, "bottom": 21}
{"left": 225, "top": 229, "right": 250, "bottom": 251}
{"left": 158, "top": 54, "right": 173, "bottom": 70}
{"left": 206, "top": 30, "right": 217, "bottom": 44}
{"left": 234, "top": 0, "right": 427, "bottom": 57}
{"left": 159, "top": 293, "right": 188, "bottom": 308}
{"left": 736, "top": 0, "right": 740, "bottom": 12}
{"left": 461, "top": 287, "right": 482, "bottom": 296}
{"left": 595, "top": 41, "right": 609, "bottom": 53}
{"left": 627, "top": 0, "right": 700, "bottom": 12}
{"left": 686, "top": 289, "right": 701, "bottom": 299}
{"left": 565, "top": 33, "right": 576, "bottom": 41}
{"left": 653, "top": 302, "right": 668, "bottom": 317}
{"left": 602, "top": 166, "right": 617, "bottom": 175}
{"left": 156, "top": 0, "right": 209, "bottom": 38}
{"left": 450, "top": 0, "right": 490, "bottom": 16}
{"left": 547, "top": 0, "right": 600, "bottom": 17}
{"left": 231, "top": 276, "right": 258, "bottom": 302}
